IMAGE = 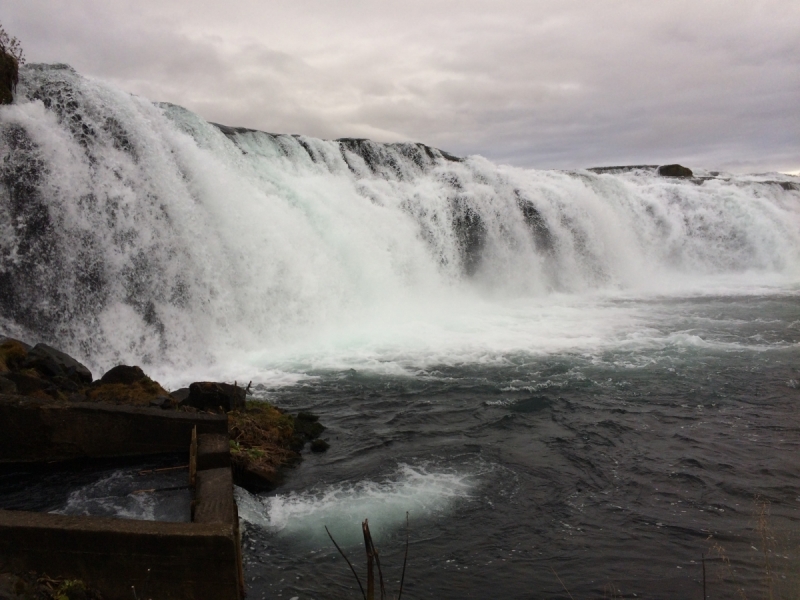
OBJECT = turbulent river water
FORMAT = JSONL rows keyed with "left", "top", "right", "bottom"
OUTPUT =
{"left": 1, "top": 65, "right": 799, "bottom": 599}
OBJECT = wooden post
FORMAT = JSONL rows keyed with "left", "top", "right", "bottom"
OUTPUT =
{"left": 189, "top": 425, "right": 197, "bottom": 521}
{"left": 189, "top": 425, "right": 197, "bottom": 488}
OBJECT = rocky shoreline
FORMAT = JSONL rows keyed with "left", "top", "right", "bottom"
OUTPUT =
{"left": 0, "top": 335, "right": 327, "bottom": 599}
{"left": 0, "top": 335, "right": 328, "bottom": 492}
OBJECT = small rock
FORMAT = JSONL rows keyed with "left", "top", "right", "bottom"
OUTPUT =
{"left": 294, "top": 412, "right": 325, "bottom": 440}
{"left": 100, "top": 365, "right": 147, "bottom": 385}
{"left": 185, "top": 382, "right": 246, "bottom": 412}
{"left": 657, "top": 164, "right": 693, "bottom": 178}
{"left": 170, "top": 387, "right": 190, "bottom": 404}
{"left": 156, "top": 395, "right": 177, "bottom": 409}
{"left": 86, "top": 367, "right": 171, "bottom": 406}
{"left": 0, "top": 375, "right": 17, "bottom": 394}
{"left": 310, "top": 439, "right": 330, "bottom": 453}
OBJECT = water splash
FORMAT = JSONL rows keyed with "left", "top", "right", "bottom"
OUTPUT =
{"left": 235, "top": 464, "right": 475, "bottom": 546}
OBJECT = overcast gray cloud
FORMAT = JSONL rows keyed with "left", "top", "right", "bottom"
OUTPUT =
{"left": 4, "top": 0, "right": 799, "bottom": 172}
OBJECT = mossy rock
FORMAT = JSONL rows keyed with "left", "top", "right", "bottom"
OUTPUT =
{"left": 86, "top": 373, "right": 170, "bottom": 406}
{"left": 228, "top": 403, "right": 302, "bottom": 492}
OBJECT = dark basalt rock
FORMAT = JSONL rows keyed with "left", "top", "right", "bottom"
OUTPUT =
{"left": 99, "top": 364, "right": 146, "bottom": 385}
{"left": 171, "top": 387, "right": 190, "bottom": 404}
{"left": 185, "top": 382, "right": 246, "bottom": 412}
{"left": 587, "top": 165, "right": 658, "bottom": 174}
{"left": 24, "top": 343, "right": 93, "bottom": 384}
{"left": 0, "top": 337, "right": 89, "bottom": 399}
{"left": 294, "top": 411, "right": 325, "bottom": 439}
{"left": 0, "top": 49, "right": 18, "bottom": 105}
{"left": 657, "top": 164, "right": 693, "bottom": 178}
{"left": 232, "top": 462, "right": 283, "bottom": 493}
{"left": 452, "top": 201, "right": 486, "bottom": 276}
{"left": 516, "top": 194, "right": 554, "bottom": 253}
{"left": 289, "top": 411, "right": 326, "bottom": 451}
{"left": 0, "top": 375, "right": 17, "bottom": 394}
{"left": 2, "top": 371, "right": 58, "bottom": 399}
{"left": 310, "top": 439, "right": 330, "bottom": 453}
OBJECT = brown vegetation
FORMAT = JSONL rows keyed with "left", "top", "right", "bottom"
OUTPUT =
{"left": 0, "top": 572, "right": 102, "bottom": 600}
{"left": 228, "top": 403, "right": 326, "bottom": 491}
{"left": 705, "top": 497, "right": 799, "bottom": 600}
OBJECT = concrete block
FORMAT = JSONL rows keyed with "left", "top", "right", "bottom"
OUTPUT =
{"left": 197, "top": 433, "right": 231, "bottom": 471}
{"left": 0, "top": 509, "right": 242, "bottom": 600}
{"left": 193, "top": 467, "right": 235, "bottom": 525}
{"left": 0, "top": 395, "right": 227, "bottom": 463}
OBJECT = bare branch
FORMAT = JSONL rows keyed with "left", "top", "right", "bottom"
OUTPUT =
{"left": 326, "top": 525, "right": 367, "bottom": 600}
{"left": 397, "top": 512, "right": 409, "bottom": 600}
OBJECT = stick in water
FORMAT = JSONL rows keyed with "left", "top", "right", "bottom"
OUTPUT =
{"left": 550, "top": 567, "right": 575, "bottom": 600}
{"left": 326, "top": 526, "right": 367, "bottom": 600}
{"left": 362, "top": 520, "right": 375, "bottom": 600}
{"left": 398, "top": 512, "right": 409, "bottom": 600}
{"left": 364, "top": 520, "right": 386, "bottom": 600}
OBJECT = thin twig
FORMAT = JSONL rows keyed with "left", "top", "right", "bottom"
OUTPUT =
{"left": 138, "top": 465, "right": 189, "bottom": 475}
{"left": 398, "top": 512, "right": 409, "bottom": 600}
{"left": 363, "top": 520, "right": 375, "bottom": 600}
{"left": 550, "top": 567, "right": 575, "bottom": 600}
{"left": 364, "top": 520, "right": 386, "bottom": 600}
{"left": 326, "top": 526, "right": 367, "bottom": 600}
{"left": 702, "top": 553, "right": 707, "bottom": 600}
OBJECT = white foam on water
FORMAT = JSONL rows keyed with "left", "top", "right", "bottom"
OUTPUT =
{"left": 51, "top": 469, "right": 191, "bottom": 522}
{"left": 52, "top": 471, "right": 158, "bottom": 521}
{"left": 235, "top": 464, "right": 476, "bottom": 546}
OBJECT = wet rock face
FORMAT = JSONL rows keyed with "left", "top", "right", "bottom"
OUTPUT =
{"left": 0, "top": 50, "right": 18, "bottom": 105}
{"left": 517, "top": 195, "right": 554, "bottom": 253}
{"left": 451, "top": 202, "right": 486, "bottom": 276}
{"left": 657, "top": 164, "right": 693, "bottom": 178}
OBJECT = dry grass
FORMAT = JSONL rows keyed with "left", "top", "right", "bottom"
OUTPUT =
{"left": 0, "top": 339, "right": 27, "bottom": 372}
{"left": 84, "top": 378, "right": 170, "bottom": 407}
{"left": 706, "top": 497, "right": 800, "bottom": 600}
{"left": 0, "top": 572, "right": 102, "bottom": 600}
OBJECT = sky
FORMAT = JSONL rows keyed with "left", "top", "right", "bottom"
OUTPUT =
{"left": 4, "top": 0, "right": 800, "bottom": 173}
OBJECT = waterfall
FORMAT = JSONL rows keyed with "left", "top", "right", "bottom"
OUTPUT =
{"left": 2, "top": 64, "right": 799, "bottom": 382}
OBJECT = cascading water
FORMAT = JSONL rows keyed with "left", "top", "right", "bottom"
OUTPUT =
{"left": 3, "top": 64, "right": 800, "bottom": 599}
{"left": 1, "top": 64, "right": 798, "bottom": 386}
